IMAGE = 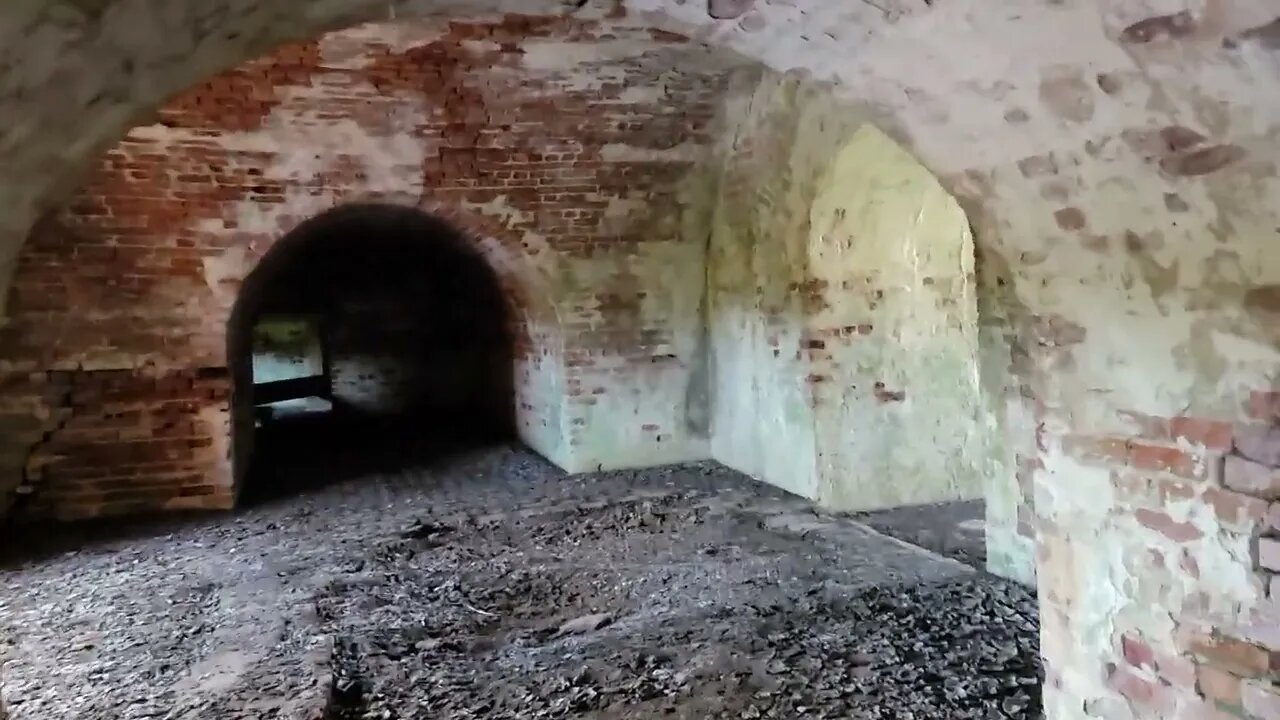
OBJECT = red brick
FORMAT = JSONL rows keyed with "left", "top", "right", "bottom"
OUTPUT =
{"left": 1197, "top": 664, "right": 1244, "bottom": 707}
{"left": 1157, "top": 649, "right": 1200, "bottom": 689}
{"left": 1129, "top": 441, "right": 1204, "bottom": 478}
{"left": 1204, "top": 487, "right": 1271, "bottom": 532}
{"left": 1187, "top": 633, "right": 1273, "bottom": 678}
{"left": 1122, "top": 634, "right": 1157, "bottom": 668}
{"left": 1135, "top": 508, "right": 1204, "bottom": 542}
{"left": 1108, "top": 664, "right": 1175, "bottom": 714}
{"left": 1171, "top": 416, "right": 1235, "bottom": 452}
{"left": 1248, "top": 391, "right": 1280, "bottom": 423}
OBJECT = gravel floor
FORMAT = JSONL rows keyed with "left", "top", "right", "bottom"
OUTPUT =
{"left": 855, "top": 500, "right": 988, "bottom": 569}
{"left": 0, "top": 444, "right": 1042, "bottom": 720}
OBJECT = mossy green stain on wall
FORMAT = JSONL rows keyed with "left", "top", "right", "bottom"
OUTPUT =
{"left": 702, "top": 72, "right": 858, "bottom": 499}
{"left": 807, "top": 125, "right": 988, "bottom": 511}
{"left": 702, "top": 75, "right": 997, "bottom": 514}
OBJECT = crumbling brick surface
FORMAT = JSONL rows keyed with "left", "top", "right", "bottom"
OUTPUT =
{"left": 0, "top": 15, "right": 737, "bottom": 518}
{"left": 1038, "top": 393, "right": 1280, "bottom": 719}
{"left": 14, "top": 368, "right": 232, "bottom": 520}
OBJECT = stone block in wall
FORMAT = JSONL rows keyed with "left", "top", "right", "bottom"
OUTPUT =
{"left": 1237, "top": 424, "right": 1280, "bottom": 467}
{"left": 1261, "top": 537, "right": 1280, "bottom": 573}
{"left": 1226, "top": 455, "right": 1280, "bottom": 500}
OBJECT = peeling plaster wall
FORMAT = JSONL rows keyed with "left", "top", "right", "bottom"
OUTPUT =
{"left": 701, "top": 72, "right": 995, "bottom": 512}
{"left": 701, "top": 72, "right": 850, "bottom": 501}
{"left": 806, "top": 125, "right": 989, "bottom": 512}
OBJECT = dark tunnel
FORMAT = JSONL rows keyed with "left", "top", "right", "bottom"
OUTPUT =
{"left": 226, "top": 203, "right": 517, "bottom": 504}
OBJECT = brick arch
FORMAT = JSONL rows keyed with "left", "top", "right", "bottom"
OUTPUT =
{"left": 224, "top": 201, "right": 540, "bottom": 497}
{"left": 1, "top": 5, "right": 746, "bottom": 516}
{"left": 0, "top": 0, "right": 759, "bottom": 320}
{"left": 223, "top": 200, "right": 555, "bottom": 368}
{"left": 416, "top": 199, "right": 562, "bottom": 340}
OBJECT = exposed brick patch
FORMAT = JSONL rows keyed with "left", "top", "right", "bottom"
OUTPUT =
{"left": 1053, "top": 207, "right": 1086, "bottom": 231}
{"left": 1130, "top": 441, "right": 1205, "bottom": 478}
{"left": 1203, "top": 487, "right": 1271, "bottom": 532}
{"left": 1186, "top": 633, "right": 1273, "bottom": 679}
{"left": 1248, "top": 391, "right": 1280, "bottom": 423}
{"left": 1197, "top": 664, "right": 1244, "bottom": 708}
{"left": 1122, "top": 633, "right": 1157, "bottom": 668}
{"left": 1159, "top": 125, "right": 1209, "bottom": 153}
{"left": 1237, "top": 424, "right": 1280, "bottom": 467}
{"left": 1171, "top": 417, "right": 1235, "bottom": 452}
{"left": 1135, "top": 507, "right": 1204, "bottom": 542}
{"left": 1107, "top": 663, "right": 1175, "bottom": 714}
{"left": 1177, "top": 145, "right": 1251, "bottom": 177}
{"left": 1065, "top": 433, "right": 1210, "bottom": 480}
{"left": 16, "top": 368, "right": 232, "bottom": 521}
{"left": 1094, "top": 392, "right": 1280, "bottom": 717}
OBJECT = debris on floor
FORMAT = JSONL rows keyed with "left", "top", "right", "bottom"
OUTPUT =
{"left": 0, "top": 446, "right": 1042, "bottom": 719}
{"left": 854, "top": 499, "right": 988, "bottom": 568}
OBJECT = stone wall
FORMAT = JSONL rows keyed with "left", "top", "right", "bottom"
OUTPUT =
{"left": 0, "top": 14, "right": 741, "bottom": 517}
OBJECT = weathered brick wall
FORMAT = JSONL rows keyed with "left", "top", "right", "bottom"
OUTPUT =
{"left": 13, "top": 369, "right": 232, "bottom": 521}
{"left": 0, "top": 15, "right": 740, "bottom": 517}
{"left": 1036, "top": 391, "right": 1280, "bottom": 719}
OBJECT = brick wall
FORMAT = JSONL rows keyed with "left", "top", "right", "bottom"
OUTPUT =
{"left": 14, "top": 369, "right": 232, "bottom": 520}
{"left": 1036, "top": 389, "right": 1280, "bottom": 719}
{"left": 0, "top": 15, "right": 740, "bottom": 518}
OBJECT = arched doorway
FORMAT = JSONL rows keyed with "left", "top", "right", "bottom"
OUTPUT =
{"left": 227, "top": 203, "right": 516, "bottom": 503}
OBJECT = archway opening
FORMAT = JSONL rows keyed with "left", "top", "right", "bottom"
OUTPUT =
{"left": 227, "top": 203, "right": 516, "bottom": 504}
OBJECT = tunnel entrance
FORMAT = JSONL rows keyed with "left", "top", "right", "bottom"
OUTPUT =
{"left": 227, "top": 204, "right": 516, "bottom": 504}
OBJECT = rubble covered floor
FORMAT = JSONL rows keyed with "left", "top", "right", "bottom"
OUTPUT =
{"left": 0, "top": 445, "right": 1041, "bottom": 719}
